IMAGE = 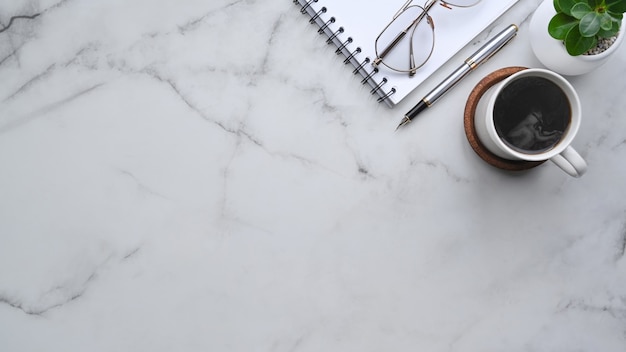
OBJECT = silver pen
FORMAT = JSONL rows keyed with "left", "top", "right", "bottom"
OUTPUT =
{"left": 396, "top": 24, "right": 518, "bottom": 130}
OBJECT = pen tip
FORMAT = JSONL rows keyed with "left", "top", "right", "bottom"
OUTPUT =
{"left": 395, "top": 116, "right": 410, "bottom": 131}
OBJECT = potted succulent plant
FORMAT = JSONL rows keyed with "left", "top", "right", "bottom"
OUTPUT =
{"left": 529, "top": 0, "right": 626, "bottom": 75}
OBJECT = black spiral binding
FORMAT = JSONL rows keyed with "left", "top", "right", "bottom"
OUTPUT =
{"left": 343, "top": 47, "right": 360, "bottom": 64}
{"left": 299, "top": 0, "right": 317, "bottom": 13}
{"left": 294, "top": 0, "right": 395, "bottom": 106}
{"left": 335, "top": 37, "right": 352, "bottom": 54}
{"left": 309, "top": 7, "right": 326, "bottom": 23}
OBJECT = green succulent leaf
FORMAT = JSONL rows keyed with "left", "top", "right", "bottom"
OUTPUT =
{"left": 549, "top": 13, "right": 580, "bottom": 39}
{"left": 600, "top": 12, "right": 614, "bottom": 30}
{"left": 571, "top": 2, "right": 593, "bottom": 18}
{"left": 579, "top": 12, "right": 603, "bottom": 36}
{"left": 558, "top": 0, "right": 587, "bottom": 16}
{"left": 606, "top": 0, "right": 626, "bottom": 14}
{"left": 598, "top": 20, "right": 620, "bottom": 37}
{"left": 552, "top": 0, "right": 624, "bottom": 55}
{"left": 587, "top": 0, "right": 602, "bottom": 8}
{"left": 565, "top": 26, "right": 598, "bottom": 55}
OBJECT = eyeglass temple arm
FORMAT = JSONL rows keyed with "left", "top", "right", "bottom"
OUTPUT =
{"left": 408, "top": 15, "right": 435, "bottom": 76}
{"left": 395, "top": 0, "right": 439, "bottom": 18}
{"left": 409, "top": 50, "right": 416, "bottom": 77}
{"left": 439, "top": 2, "right": 453, "bottom": 10}
{"left": 373, "top": 30, "right": 408, "bottom": 67}
{"left": 373, "top": 10, "right": 429, "bottom": 67}
{"left": 394, "top": 0, "right": 414, "bottom": 19}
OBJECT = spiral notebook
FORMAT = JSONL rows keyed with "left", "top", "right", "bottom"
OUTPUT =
{"left": 293, "top": 0, "right": 519, "bottom": 107}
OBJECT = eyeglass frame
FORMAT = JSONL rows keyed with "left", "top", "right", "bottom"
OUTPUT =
{"left": 372, "top": 0, "right": 483, "bottom": 77}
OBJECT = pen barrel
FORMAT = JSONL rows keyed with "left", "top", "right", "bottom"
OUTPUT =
{"left": 424, "top": 65, "right": 471, "bottom": 104}
{"left": 423, "top": 24, "right": 517, "bottom": 105}
{"left": 402, "top": 24, "right": 518, "bottom": 127}
{"left": 466, "top": 24, "right": 517, "bottom": 69}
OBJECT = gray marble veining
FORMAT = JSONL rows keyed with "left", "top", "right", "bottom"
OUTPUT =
{"left": 1, "top": 0, "right": 625, "bottom": 351}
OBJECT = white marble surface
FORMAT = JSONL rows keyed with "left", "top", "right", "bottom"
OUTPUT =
{"left": 1, "top": 0, "right": 626, "bottom": 351}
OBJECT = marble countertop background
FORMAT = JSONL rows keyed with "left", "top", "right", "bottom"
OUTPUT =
{"left": 1, "top": 0, "right": 625, "bottom": 351}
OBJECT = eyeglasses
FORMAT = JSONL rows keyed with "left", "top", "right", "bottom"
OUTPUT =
{"left": 372, "top": 0, "right": 482, "bottom": 77}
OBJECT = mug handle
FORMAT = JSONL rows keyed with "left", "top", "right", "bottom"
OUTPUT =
{"left": 550, "top": 146, "right": 587, "bottom": 177}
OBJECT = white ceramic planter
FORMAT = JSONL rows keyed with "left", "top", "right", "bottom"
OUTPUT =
{"left": 529, "top": 0, "right": 624, "bottom": 76}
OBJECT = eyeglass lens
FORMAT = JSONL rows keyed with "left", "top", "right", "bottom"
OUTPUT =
{"left": 375, "top": 0, "right": 483, "bottom": 74}
{"left": 376, "top": 5, "right": 434, "bottom": 73}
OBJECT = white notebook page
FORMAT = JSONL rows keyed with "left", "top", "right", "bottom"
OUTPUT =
{"left": 297, "top": 0, "right": 520, "bottom": 107}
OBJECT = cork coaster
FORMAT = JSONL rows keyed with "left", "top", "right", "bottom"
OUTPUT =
{"left": 463, "top": 66, "right": 545, "bottom": 171}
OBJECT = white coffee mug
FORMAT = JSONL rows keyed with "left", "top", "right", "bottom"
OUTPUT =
{"left": 474, "top": 68, "right": 587, "bottom": 177}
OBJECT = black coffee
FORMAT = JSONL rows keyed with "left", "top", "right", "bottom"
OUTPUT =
{"left": 493, "top": 76, "right": 571, "bottom": 154}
